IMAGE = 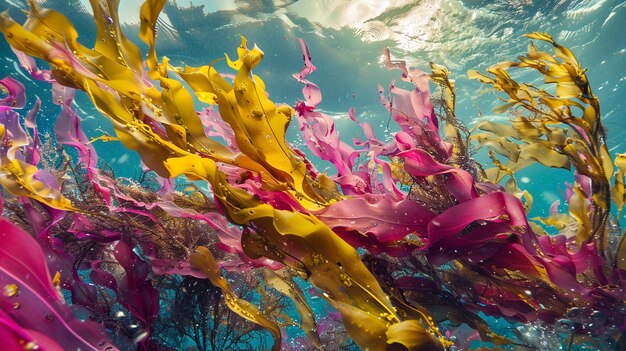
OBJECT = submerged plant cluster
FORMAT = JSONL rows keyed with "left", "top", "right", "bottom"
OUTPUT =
{"left": 0, "top": 1, "right": 625, "bottom": 350}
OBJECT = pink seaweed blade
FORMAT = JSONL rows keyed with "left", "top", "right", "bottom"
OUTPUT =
{"left": 0, "top": 77, "right": 26, "bottom": 109}
{"left": 0, "top": 218, "right": 118, "bottom": 350}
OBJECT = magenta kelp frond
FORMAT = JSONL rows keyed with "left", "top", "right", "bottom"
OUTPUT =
{"left": 0, "top": 77, "right": 26, "bottom": 109}
{"left": 0, "top": 218, "right": 118, "bottom": 351}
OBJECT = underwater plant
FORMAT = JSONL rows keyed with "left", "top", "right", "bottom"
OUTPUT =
{"left": 0, "top": 0, "right": 624, "bottom": 350}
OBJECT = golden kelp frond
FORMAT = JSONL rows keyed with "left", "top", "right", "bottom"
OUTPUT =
{"left": 173, "top": 37, "right": 342, "bottom": 209}
{"left": 138, "top": 0, "right": 165, "bottom": 78}
{"left": 532, "top": 212, "right": 576, "bottom": 232}
{"left": 190, "top": 246, "right": 282, "bottom": 351}
{"left": 0, "top": 158, "right": 76, "bottom": 211}
{"left": 430, "top": 63, "right": 455, "bottom": 116}
{"left": 487, "top": 148, "right": 518, "bottom": 189}
{"left": 386, "top": 320, "right": 446, "bottom": 351}
{"left": 0, "top": 111, "right": 75, "bottom": 211}
{"left": 262, "top": 269, "right": 323, "bottom": 349}
{"left": 612, "top": 153, "right": 626, "bottom": 215}
{"left": 568, "top": 185, "right": 593, "bottom": 245}
{"left": 429, "top": 63, "right": 476, "bottom": 177}
{"left": 476, "top": 117, "right": 570, "bottom": 183}
{"left": 468, "top": 33, "right": 615, "bottom": 256}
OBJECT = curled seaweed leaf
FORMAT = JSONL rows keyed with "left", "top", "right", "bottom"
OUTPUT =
{"left": 0, "top": 158, "right": 75, "bottom": 211}
{"left": 0, "top": 77, "right": 26, "bottom": 108}
{"left": 386, "top": 320, "right": 443, "bottom": 351}
{"left": 0, "top": 102, "right": 76, "bottom": 211}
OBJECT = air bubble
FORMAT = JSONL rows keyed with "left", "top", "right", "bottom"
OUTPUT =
{"left": 133, "top": 330, "right": 149, "bottom": 344}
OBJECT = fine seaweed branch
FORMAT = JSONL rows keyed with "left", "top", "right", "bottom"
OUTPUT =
{"left": 468, "top": 32, "right": 618, "bottom": 260}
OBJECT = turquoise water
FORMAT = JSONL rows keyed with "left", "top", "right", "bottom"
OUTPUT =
{"left": 0, "top": 1, "right": 625, "bottom": 350}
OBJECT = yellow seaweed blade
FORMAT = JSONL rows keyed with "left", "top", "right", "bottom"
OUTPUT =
{"left": 173, "top": 64, "right": 222, "bottom": 104}
{"left": 523, "top": 32, "right": 554, "bottom": 43}
{"left": 520, "top": 142, "right": 570, "bottom": 169}
{"left": 263, "top": 269, "right": 323, "bottom": 349}
{"left": 466, "top": 69, "right": 493, "bottom": 84}
{"left": 611, "top": 170, "right": 624, "bottom": 214}
{"left": 430, "top": 62, "right": 455, "bottom": 114}
{"left": 333, "top": 301, "right": 389, "bottom": 350}
{"left": 24, "top": 1, "right": 79, "bottom": 46}
{"left": 0, "top": 159, "right": 76, "bottom": 211}
{"left": 191, "top": 246, "right": 282, "bottom": 351}
{"left": 157, "top": 73, "right": 236, "bottom": 158}
{"left": 533, "top": 213, "right": 575, "bottom": 231}
{"left": 569, "top": 186, "right": 592, "bottom": 246}
{"left": 472, "top": 132, "right": 521, "bottom": 162}
{"left": 492, "top": 101, "right": 518, "bottom": 114}
{"left": 599, "top": 144, "right": 614, "bottom": 183}
{"left": 138, "top": 0, "right": 166, "bottom": 78}
{"left": 510, "top": 117, "right": 544, "bottom": 139}
{"left": 89, "top": 0, "right": 143, "bottom": 73}
{"left": 83, "top": 80, "right": 180, "bottom": 176}
{"left": 615, "top": 153, "right": 626, "bottom": 173}
{"left": 0, "top": 13, "right": 56, "bottom": 67}
{"left": 229, "top": 47, "right": 309, "bottom": 194}
{"left": 612, "top": 153, "right": 626, "bottom": 214}
{"left": 526, "top": 43, "right": 557, "bottom": 63}
{"left": 386, "top": 320, "right": 445, "bottom": 351}
{"left": 193, "top": 38, "right": 340, "bottom": 209}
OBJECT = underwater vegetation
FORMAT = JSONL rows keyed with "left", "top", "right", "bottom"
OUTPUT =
{"left": 0, "top": 0, "right": 625, "bottom": 350}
